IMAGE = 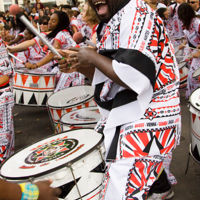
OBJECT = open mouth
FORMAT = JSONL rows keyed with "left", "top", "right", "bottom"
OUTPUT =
{"left": 93, "top": 1, "right": 108, "bottom": 16}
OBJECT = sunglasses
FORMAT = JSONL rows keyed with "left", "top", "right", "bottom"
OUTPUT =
{"left": 189, "top": 1, "right": 198, "bottom": 3}
{"left": 39, "top": 22, "right": 48, "bottom": 25}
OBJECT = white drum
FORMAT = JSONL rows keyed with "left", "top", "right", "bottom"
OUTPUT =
{"left": 193, "top": 67, "right": 200, "bottom": 80}
{"left": 58, "top": 107, "right": 101, "bottom": 132}
{"left": 47, "top": 85, "right": 96, "bottom": 130}
{"left": 13, "top": 68, "right": 56, "bottom": 106}
{"left": 178, "top": 62, "right": 188, "bottom": 89}
{"left": 189, "top": 88, "right": 200, "bottom": 164}
{"left": 0, "top": 129, "right": 105, "bottom": 190}
{"left": 175, "top": 46, "right": 184, "bottom": 63}
{"left": 60, "top": 172, "right": 103, "bottom": 200}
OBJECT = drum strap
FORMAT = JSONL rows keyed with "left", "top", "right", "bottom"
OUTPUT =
{"left": 106, "top": 126, "right": 121, "bottom": 162}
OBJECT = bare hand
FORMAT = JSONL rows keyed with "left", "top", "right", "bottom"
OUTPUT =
{"left": 67, "top": 47, "right": 97, "bottom": 69}
{"left": 25, "top": 62, "right": 37, "bottom": 69}
{"left": 178, "top": 44, "right": 185, "bottom": 50}
{"left": 192, "top": 51, "right": 200, "bottom": 59}
{"left": 35, "top": 180, "right": 61, "bottom": 200}
{"left": 6, "top": 46, "right": 14, "bottom": 53}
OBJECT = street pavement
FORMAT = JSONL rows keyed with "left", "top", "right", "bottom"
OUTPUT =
{"left": 13, "top": 92, "right": 200, "bottom": 200}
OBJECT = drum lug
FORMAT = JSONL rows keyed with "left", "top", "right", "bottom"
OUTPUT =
{"left": 67, "top": 163, "right": 83, "bottom": 200}
{"left": 29, "top": 177, "right": 34, "bottom": 184}
{"left": 97, "top": 146, "right": 106, "bottom": 170}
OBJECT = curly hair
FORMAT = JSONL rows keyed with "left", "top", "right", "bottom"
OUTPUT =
{"left": 178, "top": 3, "right": 196, "bottom": 30}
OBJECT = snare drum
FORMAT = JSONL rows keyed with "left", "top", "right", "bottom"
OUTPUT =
{"left": 13, "top": 68, "right": 56, "bottom": 106}
{"left": 189, "top": 88, "right": 200, "bottom": 164}
{"left": 47, "top": 85, "right": 96, "bottom": 129}
{"left": 59, "top": 107, "right": 101, "bottom": 132}
{"left": 178, "top": 62, "right": 188, "bottom": 89}
{"left": 0, "top": 129, "right": 105, "bottom": 190}
{"left": 193, "top": 67, "right": 200, "bottom": 80}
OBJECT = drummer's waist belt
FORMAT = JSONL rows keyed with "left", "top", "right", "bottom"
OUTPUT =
{"left": 106, "top": 126, "right": 121, "bottom": 162}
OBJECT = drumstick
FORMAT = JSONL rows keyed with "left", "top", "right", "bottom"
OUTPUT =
{"left": 183, "top": 45, "right": 200, "bottom": 51}
{"left": 37, "top": 22, "right": 40, "bottom": 33}
{"left": 7, "top": 52, "right": 24, "bottom": 64}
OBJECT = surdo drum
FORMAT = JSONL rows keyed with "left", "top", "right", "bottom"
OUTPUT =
{"left": 178, "top": 62, "right": 188, "bottom": 89}
{"left": 58, "top": 107, "right": 101, "bottom": 133}
{"left": 47, "top": 85, "right": 96, "bottom": 130}
{"left": 13, "top": 68, "right": 56, "bottom": 106}
{"left": 0, "top": 129, "right": 105, "bottom": 199}
{"left": 189, "top": 88, "right": 200, "bottom": 164}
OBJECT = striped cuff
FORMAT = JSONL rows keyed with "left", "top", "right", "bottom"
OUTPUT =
{"left": 19, "top": 183, "right": 39, "bottom": 200}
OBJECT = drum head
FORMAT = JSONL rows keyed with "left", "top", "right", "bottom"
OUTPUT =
{"left": 47, "top": 86, "right": 94, "bottom": 108}
{"left": 60, "top": 107, "right": 100, "bottom": 126}
{"left": 0, "top": 129, "right": 103, "bottom": 180}
{"left": 193, "top": 68, "right": 200, "bottom": 79}
{"left": 174, "top": 46, "right": 179, "bottom": 55}
{"left": 189, "top": 88, "right": 200, "bottom": 111}
{"left": 178, "top": 62, "right": 186, "bottom": 70}
{"left": 15, "top": 68, "right": 56, "bottom": 76}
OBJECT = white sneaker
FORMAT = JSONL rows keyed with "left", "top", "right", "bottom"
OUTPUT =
{"left": 147, "top": 190, "right": 174, "bottom": 200}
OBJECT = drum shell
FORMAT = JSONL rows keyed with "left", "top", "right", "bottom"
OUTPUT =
{"left": 47, "top": 86, "right": 97, "bottom": 128}
{"left": 179, "top": 62, "right": 188, "bottom": 89}
{"left": 58, "top": 107, "right": 101, "bottom": 133}
{"left": 189, "top": 88, "right": 200, "bottom": 163}
{"left": 13, "top": 69, "right": 56, "bottom": 106}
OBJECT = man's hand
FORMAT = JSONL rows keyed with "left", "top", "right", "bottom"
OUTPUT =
{"left": 35, "top": 180, "right": 61, "bottom": 200}
{"left": 67, "top": 47, "right": 97, "bottom": 69}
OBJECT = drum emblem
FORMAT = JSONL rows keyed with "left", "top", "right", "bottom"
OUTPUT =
{"left": 25, "top": 138, "right": 78, "bottom": 164}
{"left": 66, "top": 94, "right": 90, "bottom": 104}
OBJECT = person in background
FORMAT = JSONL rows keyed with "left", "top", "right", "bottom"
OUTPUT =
{"left": 71, "top": 7, "right": 80, "bottom": 18}
{"left": 34, "top": 0, "right": 44, "bottom": 10}
{"left": 189, "top": 0, "right": 200, "bottom": 15}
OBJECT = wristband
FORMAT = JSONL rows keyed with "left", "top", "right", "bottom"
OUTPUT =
{"left": 19, "top": 183, "right": 39, "bottom": 200}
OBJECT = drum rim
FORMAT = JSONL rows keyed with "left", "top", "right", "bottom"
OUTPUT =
{"left": 178, "top": 62, "right": 186, "bottom": 70}
{"left": 15, "top": 68, "right": 56, "bottom": 76}
{"left": 46, "top": 86, "right": 94, "bottom": 109}
{"left": 193, "top": 68, "right": 200, "bottom": 78}
{"left": 189, "top": 88, "right": 200, "bottom": 111}
{"left": 13, "top": 87, "right": 55, "bottom": 92}
{"left": 60, "top": 107, "right": 99, "bottom": 126}
{"left": 0, "top": 128, "right": 104, "bottom": 181}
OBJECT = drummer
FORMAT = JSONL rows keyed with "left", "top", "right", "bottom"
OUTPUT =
{"left": 56, "top": 0, "right": 181, "bottom": 199}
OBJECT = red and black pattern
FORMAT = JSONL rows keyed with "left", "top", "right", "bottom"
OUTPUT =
{"left": 120, "top": 127, "right": 176, "bottom": 159}
{"left": 125, "top": 159, "right": 163, "bottom": 200}
{"left": 147, "top": 17, "right": 177, "bottom": 92}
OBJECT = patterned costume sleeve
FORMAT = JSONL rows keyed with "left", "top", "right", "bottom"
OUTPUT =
{"left": 0, "top": 38, "right": 13, "bottom": 77}
{"left": 54, "top": 30, "right": 76, "bottom": 50}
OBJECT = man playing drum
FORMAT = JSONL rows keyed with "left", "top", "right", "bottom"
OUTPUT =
{"left": 56, "top": 0, "right": 181, "bottom": 199}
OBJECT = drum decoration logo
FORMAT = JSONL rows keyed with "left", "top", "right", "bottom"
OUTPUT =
{"left": 25, "top": 137, "right": 79, "bottom": 164}
{"left": 70, "top": 112, "right": 96, "bottom": 122}
{"left": 66, "top": 94, "right": 90, "bottom": 104}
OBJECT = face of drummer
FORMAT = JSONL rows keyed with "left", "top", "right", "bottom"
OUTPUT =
{"left": 39, "top": 20, "right": 48, "bottom": 32}
{"left": 48, "top": 13, "right": 59, "bottom": 31}
{"left": 88, "top": 0, "right": 125, "bottom": 23}
{"left": 24, "top": 30, "right": 34, "bottom": 41}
